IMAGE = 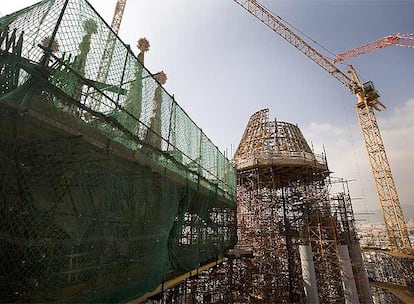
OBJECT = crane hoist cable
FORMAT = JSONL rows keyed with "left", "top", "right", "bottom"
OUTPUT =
{"left": 266, "top": 6, "right": 337, "bottom": 60}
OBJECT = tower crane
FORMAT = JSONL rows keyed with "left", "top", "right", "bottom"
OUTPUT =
{"left": 334, "top": 33, "right": 414, "bottom": 63}
{"left": 233, "top": 0, "right": 411, "bottom": 251}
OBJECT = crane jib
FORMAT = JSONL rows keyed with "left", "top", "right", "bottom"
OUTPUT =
{"left": 234, "top": 0, "right": 358, "bottom": 93}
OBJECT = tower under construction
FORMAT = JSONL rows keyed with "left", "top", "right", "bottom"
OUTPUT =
{"left": 147, "top": 109, "right": 372, "bottom": 303}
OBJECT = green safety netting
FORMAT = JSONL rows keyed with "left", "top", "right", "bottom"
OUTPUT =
{"left": 0, "top": 0, "right": 237, "bottom": 302}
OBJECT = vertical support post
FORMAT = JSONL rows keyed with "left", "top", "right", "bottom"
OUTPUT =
{"left": 338, "top": 244, "right": 360, "bottom": 304}
{"left": 215, "top": 145, "right": 219, "bottom": 181}
{"left": 42, "top": 0, "right": 70, "bottom": 65}
{"left": 348, "top": 243, "right": 373, "bottom": 303}
{"left": 166, "top": 95, "right": 175, "bottom": 152}
{"left": 116, "top": 45, "right": 129, "bottom": 106}
{"left": 199, "top": 128, "right": 203, "bottom": 177}
{"left": 299, "top": 245, "right": 319, "bottom": 304}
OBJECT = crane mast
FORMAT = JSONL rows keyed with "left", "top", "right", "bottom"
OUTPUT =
{"left": 234, "top": 0, "right": 411, "bottom": 251}
{"left": 348, "top": 66, "right": 411, "bottom": 251}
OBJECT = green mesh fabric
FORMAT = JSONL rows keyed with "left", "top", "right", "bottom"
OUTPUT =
{"left": 0, "top": 0, "right": 237, "bottom": 302}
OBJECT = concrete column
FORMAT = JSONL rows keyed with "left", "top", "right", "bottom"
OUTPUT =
{"left": 348, "top": 243, "right": 373, "bottom": 304}
{"left": 338, "top": 244, "right": 360, "bottom": 304}
{"left": 299, "top": 245, "right": 319, "bottom": 304}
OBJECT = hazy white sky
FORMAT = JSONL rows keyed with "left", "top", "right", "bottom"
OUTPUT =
{"left": 2, "top": 0, "right": 413, "bottom": 216}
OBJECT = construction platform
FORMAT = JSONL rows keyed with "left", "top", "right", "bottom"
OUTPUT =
{"left": 371, "top": 282, "right": 414, "bottom": 304}
{"left": 234, "top": 109, "right": 328, "bottom": 176}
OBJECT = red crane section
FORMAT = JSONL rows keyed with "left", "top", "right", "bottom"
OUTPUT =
{"left": 334, "top": 33, "right": 414, "bottom": 63}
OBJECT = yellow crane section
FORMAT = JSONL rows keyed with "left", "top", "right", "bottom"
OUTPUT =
{"left": 233, "top": 0, "right": 411, "bottom": 251}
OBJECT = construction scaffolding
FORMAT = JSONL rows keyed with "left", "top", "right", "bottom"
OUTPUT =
{"left": 231, "top": 109, "right": 342, "bottom": 304}
{"left": 148, "top": 109, "right": 371, "bottom": 304}
{"left": 330, "top": 181, "right": 372, "bottom": 304}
